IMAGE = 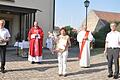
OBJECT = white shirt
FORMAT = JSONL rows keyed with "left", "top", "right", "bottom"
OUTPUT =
{"left": 0, "top": 28, "right": 11, "bottom": 45}
{"left": 14, "top": 40, "right": 29, "bottom": 49}
{"left": 106, "top": 31, "right": 120, "bottom": 48}
{"left": 56, "top": 35, "right": 69, "bottom": 50}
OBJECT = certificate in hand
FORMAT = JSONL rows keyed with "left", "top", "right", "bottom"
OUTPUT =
{"left": 31, "top": 34, "right": 40, "bottom": 39}
{"left": 31, "top": 34, "right": 36, "bottom": 39}
{"left": 0, "top": 37, "right": 6, "bottom": 45}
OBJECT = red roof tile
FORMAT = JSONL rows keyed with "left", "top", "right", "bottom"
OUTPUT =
{"left": 93, "top": 10, "right": 120, "bottom": 22}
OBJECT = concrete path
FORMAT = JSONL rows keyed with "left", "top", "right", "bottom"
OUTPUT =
{"left": 0, "top": 48, "right": 118, "bottom": 80}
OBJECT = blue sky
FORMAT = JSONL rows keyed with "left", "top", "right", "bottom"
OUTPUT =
{"left": 55, "top": 0, "right": 120, "bottom": 29}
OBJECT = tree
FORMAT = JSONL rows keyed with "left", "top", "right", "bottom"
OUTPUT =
{"left": 93, "top": 23, "right": 111, "bottom": 48}
{"left": 115, "top": 21, "right": 120, "bottom": 31}
{"left": 64, "top": 25, "right": 78, "bottom": 47}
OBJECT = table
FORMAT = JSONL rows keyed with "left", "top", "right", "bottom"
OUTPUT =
{"left": 14, "top": 40, "right": 29, "bottom": 57}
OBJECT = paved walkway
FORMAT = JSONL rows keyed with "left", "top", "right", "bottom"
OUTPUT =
{"left": 0, "top": 48, "right": 118, "bottom": 80}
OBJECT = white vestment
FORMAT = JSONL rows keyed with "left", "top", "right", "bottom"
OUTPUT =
{"left": 77, "top": 31, "right": 94, "bottom": 67}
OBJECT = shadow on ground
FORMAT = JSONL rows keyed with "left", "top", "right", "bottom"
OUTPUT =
{"left": 67, "top": 68, "right": 106, "bottom": 76}
{"left": 7, "top": 65, "right": 57, "bottom": 72}
{"left": 90, "top": 62, "right": 107, "bottom": 68}
{"left": 67, "top": 61, "right": 107, "bottom": 76}
{"left": 41, "top": 59, "right": 77, "bottom": 64}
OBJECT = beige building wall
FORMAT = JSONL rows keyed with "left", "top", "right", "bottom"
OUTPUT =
{"left": 0, "top": 0, "right": 54, "bottom": 46}
{"left": 82, "top": 10, "right": 100, "bottom": 32}
{"left": 87, "top": 11, "right": 99, "bottom": 32}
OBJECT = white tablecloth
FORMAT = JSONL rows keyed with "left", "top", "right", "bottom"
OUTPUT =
{"left": 14, "top": 41, "right": 29, "bottom": 49}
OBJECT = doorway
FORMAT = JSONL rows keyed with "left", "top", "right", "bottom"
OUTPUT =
{"left": 4, "top": 20, "right": 10, "bottom": 30}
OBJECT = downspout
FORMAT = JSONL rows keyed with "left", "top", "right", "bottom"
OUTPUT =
{"left": 53, "top": 0, "right": 55, "bottom": 30}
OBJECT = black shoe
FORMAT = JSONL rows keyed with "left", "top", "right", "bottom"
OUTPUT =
{"left": 63, "top": 74, "right": 67, "bottom": 77}
{"left": 81, "top": 66, "right": 90, "bottom": 68}
{"left": 31, "top": 61, "right": 35, "bottom": 64}
{"left": 1, "top": 68, "right": 5, "bottom": 73}
{"left": 113, "top": 75, "right": 118, "bottom": 79}
{"left": 108, "top": 74, "right": 113, "bottom": 78}
{"left": 1, "top": 67, "right": 5, "bottom": 73}
{"left": 1, "top": 70, "right": 5, "bottom": 73}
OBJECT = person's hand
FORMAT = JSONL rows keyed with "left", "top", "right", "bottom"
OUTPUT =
{"left": 83, "top": 37, "right": 88, "bottom": 40}
{"left": 35, "top": 34, "right": 41, "bottom": 39}
{"left": 35, "top": 34, "right": 38, "bottom": 38}
{"left": 0, "top": 39, "right": 4, "bottom": 43}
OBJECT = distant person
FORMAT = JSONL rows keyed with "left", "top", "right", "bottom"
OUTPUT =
{"left": 55, "top": 27, "right": 71, "bottom": 77}
{"left": 0, "top": 19, "right": 11, "bottom": 73}
{"left": 52, "top": 30, "right": 59, "bottom": 51}
{"left": 28, "top": 21, "right": 44, "bottom": 64}
{"left": 104, "top": 22, "right": 120, "bottom": 79}
{"left": 77, "top": 25, "right": 94, "bottom": 67}
{"left": 46, "top": 31, "right": 54, "bottom": 54}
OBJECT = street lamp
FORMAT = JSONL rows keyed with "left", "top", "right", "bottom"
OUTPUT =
{"left": 84, "top": 0, "right": 90, "bottom": 27}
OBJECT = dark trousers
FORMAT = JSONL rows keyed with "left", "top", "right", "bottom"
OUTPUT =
{"left": 0, "top": 45, "right": 6, "bottom": 70}
{"left": 107, "top": 48, "right": 120, "bottom": 75}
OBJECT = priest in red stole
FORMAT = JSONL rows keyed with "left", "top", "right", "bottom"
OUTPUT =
{"left": 28, "top": 21, "right": 44, "bottom": 64}
{"left": 77, "top": 25, "right": 94, "bottom": 67}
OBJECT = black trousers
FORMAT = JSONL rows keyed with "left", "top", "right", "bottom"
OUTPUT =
{"left": 0, "top": 45, "right": 6, "bottom": 70}
{"left": 106, "top": 48, "right": 120, "bottom": 75}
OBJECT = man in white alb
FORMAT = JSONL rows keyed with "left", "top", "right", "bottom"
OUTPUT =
{"left": 77, "top": 25, "right": 94, "bottom": 67}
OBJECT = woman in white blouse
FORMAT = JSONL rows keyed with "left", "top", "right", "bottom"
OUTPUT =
{"left": 55, "top": 27, "right": 71, "bottom": 77}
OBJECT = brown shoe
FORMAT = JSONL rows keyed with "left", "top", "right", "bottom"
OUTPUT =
{"left": 59, "top": 74, "right": 62, "bottom": 76}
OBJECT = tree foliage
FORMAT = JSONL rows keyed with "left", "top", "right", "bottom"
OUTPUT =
{"left": 93, "top": 23, "right": 111, "bottom": 47}
{"left": 64, "top": 25, "right": 78, "bottom": 47}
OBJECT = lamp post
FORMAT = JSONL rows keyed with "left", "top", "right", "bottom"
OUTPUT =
{"left": 84, "top": 0, "right": 90, "bottom": 27}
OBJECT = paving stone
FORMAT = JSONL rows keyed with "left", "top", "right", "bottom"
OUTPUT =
{"left": 0, "top": 48, "right": 117, "bottom": 80}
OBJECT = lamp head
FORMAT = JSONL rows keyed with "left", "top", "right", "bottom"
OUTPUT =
{"left": 84, "top": 0, "right": 90, "bottom": 7}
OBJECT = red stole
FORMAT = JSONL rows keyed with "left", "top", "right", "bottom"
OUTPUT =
{"left": 34, "top": 38, "right": 40, "bottom": 56}
{"left": 78, "top": 31, "right": 89, "bottom": 60}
